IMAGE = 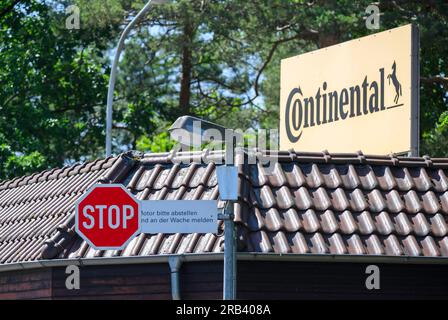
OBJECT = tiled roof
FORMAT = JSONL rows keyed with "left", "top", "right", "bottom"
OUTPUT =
{"left": 0, "top": 157, "right": 118, "bottom": 264}
{"left": 1, "top": 149, "right": 448, "bottom": 264}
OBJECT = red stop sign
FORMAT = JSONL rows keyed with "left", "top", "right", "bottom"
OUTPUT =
{"left": 75, "top": 184, "right": 141, "bottom": 250}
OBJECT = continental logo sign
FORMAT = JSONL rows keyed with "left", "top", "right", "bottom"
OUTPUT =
{"left": 284, "top": 63, "right": 402, "bottom": 143}
{"left": 280, "top": 24, "right": 419, "bottom": 155}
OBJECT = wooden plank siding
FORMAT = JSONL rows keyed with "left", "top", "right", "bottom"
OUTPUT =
{"left": 179, "top": 261, "right": 222, "bottom": 300}
{"left": 0, "top": 268, "right": 52, "bottom": 300}
{"left": 52, "top": 264, "right": 172, "bottom": 300}
{"left": 0, "top": 261, "right": 448, "bottom": 299}
{"left": 237, "top": 261, "right": 448, "bottom": 300}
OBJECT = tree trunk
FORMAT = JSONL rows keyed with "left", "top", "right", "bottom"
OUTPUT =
{"left": 179, "top": 19, "right": 194, "bottom": 116}
{"left": 318, "top": 32, "right": 340, "bottom": 48}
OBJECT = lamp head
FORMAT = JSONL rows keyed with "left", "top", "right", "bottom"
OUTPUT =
{"left": 169, "top": 116, "right": 230, "bottom": 147}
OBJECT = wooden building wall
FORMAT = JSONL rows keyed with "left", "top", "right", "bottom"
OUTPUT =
{"left": 52, "top": 264, "right": 172, "bottom": 300}
{"left": 0, "top": 260, "right": 447, "bottom": 299}
{"left": 0, "top": 268, "right": 52, "bottom": 300}
{"left": 237, "top": 261, "right": 448, "bottom": 299}
{"left": 51, "top": 261, "right": 223, "bottom": 300}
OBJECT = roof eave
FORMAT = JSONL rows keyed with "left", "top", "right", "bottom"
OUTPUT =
{"left": 2, "top": 252, "right": 448, "bottom": 274}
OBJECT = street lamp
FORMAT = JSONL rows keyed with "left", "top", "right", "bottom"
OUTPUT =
{"left": 105, "top": 0, "right": 171, "bottom": 157}
{"left": 169, "top": 116, "right": 242, "bottom": 300}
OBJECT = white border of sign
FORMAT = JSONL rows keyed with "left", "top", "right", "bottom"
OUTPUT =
{"left": 75, "top": 184, "right": 141, "bottom": 251}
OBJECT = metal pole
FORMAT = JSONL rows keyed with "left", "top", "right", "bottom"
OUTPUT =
{"left": 168, "top": 255, "right": 182, "bottom": 300}
{"left": 223, "top": 200, "right": 236, "bottom": 300}
{"left": 222, "top": 136, "right": 237, "bottom": 300}
{"left": 105, "top": 0, "right": 156, "bottom": 157}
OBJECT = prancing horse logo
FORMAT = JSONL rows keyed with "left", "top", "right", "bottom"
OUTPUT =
{"left": 387, "top": 61, "right": 402, "bottom": 104}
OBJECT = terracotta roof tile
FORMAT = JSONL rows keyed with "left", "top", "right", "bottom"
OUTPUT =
{"left": 2, "top": 149, "right": 448, "bottom": 264}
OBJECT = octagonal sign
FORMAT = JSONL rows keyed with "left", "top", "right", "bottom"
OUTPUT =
{"left": 75, "top": 184, "right": 141, "bottom": 250}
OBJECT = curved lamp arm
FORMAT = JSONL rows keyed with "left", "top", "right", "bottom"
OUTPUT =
{"left": 105, "top": 0, "right": 170, "bottom": 157}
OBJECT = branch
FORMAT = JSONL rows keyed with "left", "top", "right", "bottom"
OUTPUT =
{"left": 421, "top": 76, "right": 448, "bottom": 88}
{"left": 2, "top": 92, "right": 20, "bottom": 107}
{"left": 195, "top": 78, "right": 236, "bottom": 106}
{"left": 246, "top": 29, "right": 319, "bottom": 106}
{"left": 193, "top": 77, "right": 276, "bottom": 116}
{"left": 194, "top": 77, "right": 245, "bottom": 93}
{"left": 193, "top": 29, "right": 319, "bottom": 110}
{"left": 113, "top": 124, "right": 132, "bottom": 132}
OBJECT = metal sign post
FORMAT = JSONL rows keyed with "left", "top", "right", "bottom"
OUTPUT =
{"left": 216, "top": 143, "right": 239, "bottom": 300}
{"left": 168, "top": 116, "right": 242, "bottom": 300}
{"left": 222, "top": 200, "right": 236, "bottom": 300}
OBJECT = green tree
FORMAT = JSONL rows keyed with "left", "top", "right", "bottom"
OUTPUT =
{"left": 82, "top": 0, "right": 448, "bottom": 155}
{"left": 2, "top": 0, "right": 448, "bottom": 181}
{"left": 0, "top": 0, "right": 115, "bottom": 179}
{"left": 75, "top": 0, "right": 264, "bottom": 150}
{"left": 257, "top": 1, "right": 448, "bottom": 156}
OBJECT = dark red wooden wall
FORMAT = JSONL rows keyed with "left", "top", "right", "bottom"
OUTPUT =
{"left": 0, "top": 260, "right": 448, "bottom": 299}
{"left": 237, "top": 261, "right": 448, "bottom": 299}
{"left": 0, "top": 268, "right": 52, "bottom": 300}
{"left": 52, "top": 264, "right": 172, "bottom": 300}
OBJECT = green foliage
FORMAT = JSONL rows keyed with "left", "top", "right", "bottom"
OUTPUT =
{"left": 136, "top": 132, "right": 174, "bottom": 153}
{"left": 421, "top": 111, "right": 448, "bottom": 157}
{"left": 0, "top": 141, "right": 46, "bottom": 178}
{"left": 1, "top": 0, "right": 448, "bottom": 180}
{"left": 258, "top": 0, "right": 448, "bottom": 155}
{"left": 0, "top": 0, "right": 112, "bottom": 179}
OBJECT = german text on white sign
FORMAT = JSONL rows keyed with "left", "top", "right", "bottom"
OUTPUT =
{"left": 140, "top": 200, "right": 218, "bottom": 234}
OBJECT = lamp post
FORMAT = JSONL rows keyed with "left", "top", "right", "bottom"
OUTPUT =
{"left": 169, "top": 116, "right": 242, "bottom": 300}
{"left": 105, "top": 0, "right": 171, "bottom": 157}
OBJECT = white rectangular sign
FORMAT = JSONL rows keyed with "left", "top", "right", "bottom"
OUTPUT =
{"left": 140, "top": 200, "right": 218, "bottom": 234}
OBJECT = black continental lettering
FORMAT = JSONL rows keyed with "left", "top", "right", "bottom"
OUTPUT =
{"left": 328, "top": 91, "right": 338, "bottom": 122}
{"left": 304, "top": 97, "right": 315, "bottom": 127}
{"left": 339, "top": 88, "right": 349, "bottom": 120}
{"left": 349, "top": 85, "right": 360, "bottom": 118}
{"left": 369, "top": 81, "right": 379, "bottom": 113}
{"left": 285, "top": 87, "right": 303, "bottom": 143}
